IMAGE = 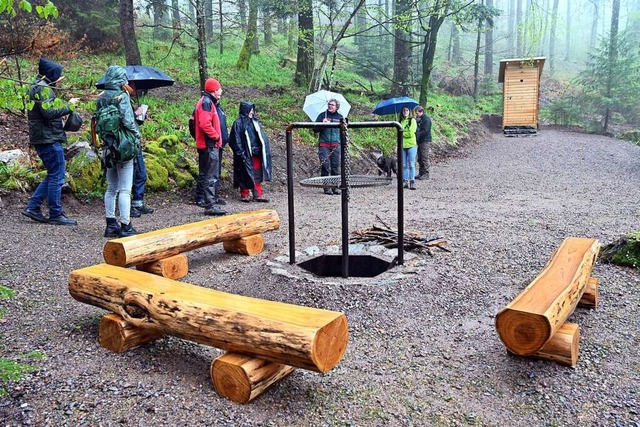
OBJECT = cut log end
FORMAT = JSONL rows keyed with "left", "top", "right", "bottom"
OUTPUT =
{"left": 136, "top": 254, "right": 189, "bottom": 280}
{"left": 99, "top": 313, "right": 163, "bottom": 353}
{"left": 103, "top": 241, "right": 127, "bottom": 267}
{"left": 496, "top": 309, "right": 551, "bottom": 356}
{"left": 212, "top": 356, "right": 253, "bottom": 403}
{"left": 313, "top": 314, "right": 349, "bottom": 373}
{"left": 223, "top": 234, "right": 265, "bottom": 256}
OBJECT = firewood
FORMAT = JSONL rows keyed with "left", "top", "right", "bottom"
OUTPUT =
{"left": 136, "top": 254, "right": 189, "bottom": 279}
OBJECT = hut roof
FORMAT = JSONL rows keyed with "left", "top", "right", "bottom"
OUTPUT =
{"left": 498, "top": 57, "right": 546, "bottom": 83}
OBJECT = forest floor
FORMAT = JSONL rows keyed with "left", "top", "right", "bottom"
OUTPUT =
{"left": 0, "top": 120, "right": 639, "bottom": 426}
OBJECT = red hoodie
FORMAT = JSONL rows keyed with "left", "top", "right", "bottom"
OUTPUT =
{"left": 194, "top": 93, "right": 221, "bottom": 149}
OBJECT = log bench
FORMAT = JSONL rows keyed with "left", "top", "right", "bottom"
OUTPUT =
{"left": 495, "top": 237, "right": 601, "bottom": 366}
{"left": 69, "top": 264, "right": 349, "bottom": 402}
{"left": 103, "top": 209, "right": 280, "bottom": 267}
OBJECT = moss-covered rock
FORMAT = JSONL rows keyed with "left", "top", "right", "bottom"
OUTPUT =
{"left": 144, "top": 141, "right": 168, "bottom": 157}
{"left": 144, "top": 155, "right": 170, "bottom": 191}
{"left": 173, "top": 168, "right": 196, "bottom": 188}
{"left": 619, "top": 129, "right": 640, "bottom": 145}
{"left": 600, "top": 232, "right": 640, "bottom": 268}
{"left": 66, "top": 150, "right": 104, "bottom": 195}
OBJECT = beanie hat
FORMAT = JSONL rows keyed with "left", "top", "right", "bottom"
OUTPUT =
{"left": 205, "top": 78, "right": 221, "bottom": 93}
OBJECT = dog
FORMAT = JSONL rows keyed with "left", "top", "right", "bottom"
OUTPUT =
{"left": 376, "top": 155, "right": 397, "bottom": 177}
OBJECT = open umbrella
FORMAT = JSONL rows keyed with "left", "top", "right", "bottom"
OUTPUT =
{"left": 372, "top": 97, "right": 419, "bottom": 116}
{"left": 303, "top": 89, "right": 351, "bottom": 121}
{"left": 95, "top": 65, "right": 174, "bottom": 91}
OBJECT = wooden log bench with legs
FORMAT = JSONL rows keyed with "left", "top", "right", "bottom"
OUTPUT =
{"left": 103, "top": 209, "right": 280, "bottom": 268}
{"left": 69, "top": 264, "right": 349, "bottom": 403}
{"left": 495, "top": 237, "right": 601, "bottom": 366}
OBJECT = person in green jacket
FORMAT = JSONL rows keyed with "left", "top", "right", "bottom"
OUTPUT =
{"left": 400, "top": 106, "right": 417, "bottom": 190}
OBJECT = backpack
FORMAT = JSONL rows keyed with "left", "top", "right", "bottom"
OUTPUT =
{"left": 94, "top": 93, "right": 139, "bottom": 164}
{"left": 188, "top": 108, "right": 196, "bottom": 139}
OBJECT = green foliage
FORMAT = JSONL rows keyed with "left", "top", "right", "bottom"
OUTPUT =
{"left": 601, "top": 233, "right": 640, "bottom": 269}
{"left": 0, "top": 161, "right": 38, "bottom": 192}
{"left": 66, "top": 150, "right": 104, "bottom": 195}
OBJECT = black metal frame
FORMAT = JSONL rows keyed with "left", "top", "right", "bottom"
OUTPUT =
{"left": 285, "top": 120, "right": 405, "bottom": 278}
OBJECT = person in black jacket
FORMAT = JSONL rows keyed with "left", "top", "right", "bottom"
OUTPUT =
{"left": 23, "top": 58, "right": 78, "bottom": 226}
{"left": 415, "top": 106, "right": 433, "bottom": 180}
{"left": 228, "top": 101, "right": 272, "bottom": 202}
{"left": 313, "top": 99, "right": 343, "bottom": 195}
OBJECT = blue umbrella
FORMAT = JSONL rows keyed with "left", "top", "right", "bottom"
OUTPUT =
{"left": 372, "top": 97, "right": 419, "bottom": 116}
{"left": 95, "top": 65, "right": 174, "bottom": 90}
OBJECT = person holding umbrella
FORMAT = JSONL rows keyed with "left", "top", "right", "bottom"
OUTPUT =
{"left": 400, "top": 106, "right": 418, "bottom": 190}
{"left": 313, "top": 98, "right": 343, "bottom": 195}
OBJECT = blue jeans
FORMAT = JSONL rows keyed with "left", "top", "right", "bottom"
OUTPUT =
{"left": 105, "top": 159, "right": 134, "bottom": 224}
{"left": 26, "top": 142, "right": 65, "bottom": 218}
{"left": 131, "top": 149, "right": 147, "bottom": 208}
{"left": 403, "top": 146, "right": 417, "bottom": 181}
{"left": 318, "top": 144, "right": 340, "bottom": 176}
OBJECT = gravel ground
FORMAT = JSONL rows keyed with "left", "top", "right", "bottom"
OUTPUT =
{"left": 1, "top": 126, "right": 639, "bottom": 426}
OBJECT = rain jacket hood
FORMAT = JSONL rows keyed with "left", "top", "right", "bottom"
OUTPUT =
{"left": 102, "top": 66, "right": 128, "bottom": 91}
{"left": 238, "top": 101, "right": 254, "bottom": 118}
{"left": 38, "top": 58, "right": 63, "bottom": 85}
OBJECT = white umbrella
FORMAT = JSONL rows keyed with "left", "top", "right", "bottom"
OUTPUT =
{"left": 303, "top": 89, "right": 351, "bottom": 121}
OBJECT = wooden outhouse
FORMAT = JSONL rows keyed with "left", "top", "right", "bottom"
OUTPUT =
{"left": 498, "top": 57, "right": 545, "bottom": 135}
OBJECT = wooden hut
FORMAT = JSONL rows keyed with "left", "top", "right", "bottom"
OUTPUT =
{"left": 498, "top": 57, "right": 545, "bottom": 136}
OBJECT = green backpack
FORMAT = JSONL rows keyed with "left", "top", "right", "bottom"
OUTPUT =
{"left": 94, "top": 93, "right": 139, "bottom": 164}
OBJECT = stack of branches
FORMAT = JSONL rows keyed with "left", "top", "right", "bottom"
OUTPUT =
{"left": 350, "top": 217, "right": 449, "bottom": 256}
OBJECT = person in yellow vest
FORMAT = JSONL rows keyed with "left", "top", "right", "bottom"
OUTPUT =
{"left": 400, "top": 106, "right": 417, "bottom": 190}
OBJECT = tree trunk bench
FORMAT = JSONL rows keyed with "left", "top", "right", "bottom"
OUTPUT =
{"left": 495, "top": 237, "right": 600, "bottom": 365}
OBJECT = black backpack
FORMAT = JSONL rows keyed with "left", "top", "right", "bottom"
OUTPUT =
{"left": 188, "top": 108, "right": 196, "bottom": 139}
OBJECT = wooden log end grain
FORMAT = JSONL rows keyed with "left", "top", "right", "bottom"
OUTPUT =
{"left": 223, "top": 234, "right": 265, "bottom": 256}
{"left": 99, "top": 313, "right": 163, "bottom": 353}
{"left": 495, "top": 308, "right": 551, "bottom": 356}
{"left": 136, "top": 254, "right": 189, "bottom": 280}
{"left": 312, "top": 314, "right": 349, "bottom": 373}
{"left": 531, "top": 322, "right": 580, "bottom": 367}
{"left": 211, "top": 353, "right": 295, "bottom": 404}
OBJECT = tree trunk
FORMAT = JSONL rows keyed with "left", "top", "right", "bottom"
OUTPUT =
{"left": 196, "top": 0, "right": 208, "bottom": 89}
{"left": 603, "top": 0, "right": 620, "bottom": 133}
{"left": 590, "top": 0, "right": 599, "bottom": 51}
{"left": 473, "top": 9, "right": 482, "bottom": 101}
{"left": 69, "top": 264, "right": 349, "bottom": 372}
{"left": 495, "top": 237, "right": 600, "bottom": 356}
{"left": 419, "top": 14, "right": 445, "bottom": 107}
{"left": 451, "top": 22, "right": 461, "bottom": 64}
{"left": 223, "top": 234, "right": 265, "bottom": 255}
{"left": 119, "top": 0, "right": 141, "bottom": 65}
{"left": 507, "top": 0, "right": 515, "bottom": 56}
{"left": 484, "top": 0, "right": 494, "bottom": 77}
{"left": 238, "top": 0, "right": 247, "bottom": 31}
{"left": 392, "top": 0, "right": 412, "bottom": 96}
{"left": 99, "top": 313, "right": 163, "bottom": 353}
{"left": 171, "top": 0, "right": 181, "bottom": 40}
{"left": 294, "top": 0, "right": 314, "bottom": 88}
{"left": 151, "top": 0, "right": 167, "bottom": 39}
{"left": 564, "top": 0, "right": 571, "bottom": 60}
{"left": 530, "top": 322, "right": 580, "bottom": 367}
{"left": 516, "top": 0, "right": 522, "bottom": 56}
{"left": 549, "top": 0, "right": 559, "bottom": 76}
{"left": 205, "top": 0, "right": 214, "bottom": 38}
{"left": 136, "top": 254, "right": 189, "bottom": 279}
{"left": 211, "top": 353, "right": 295, "bottom": 403}
{"left": 236, "top": 0, "right": 258, "bottom": 70}
{"left": 263, "top": 9, "right": 273, "bottom": 45}
{"left": 103, "top": 209, "right": 280, "bottom": 267}
{"left": 218, "top": 0, "right": 224, "bottom": 54}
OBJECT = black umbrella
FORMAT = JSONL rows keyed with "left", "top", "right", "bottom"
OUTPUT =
{"left": 95, "top": 64, "right": 174, "bottom": 91}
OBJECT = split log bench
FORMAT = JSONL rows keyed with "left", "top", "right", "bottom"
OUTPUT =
{"left": 69, "top": 264, "right": 349, "bottom": 403}
{"left": 103, "top": 209, "right": 280, "bottom": 279}
{"left": 495, "top": 237, "right": 601, "bottom": 366}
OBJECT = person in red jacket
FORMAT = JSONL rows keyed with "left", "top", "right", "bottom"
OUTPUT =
{"left": 194, "top": 78, "right": 226, "bottom": 216}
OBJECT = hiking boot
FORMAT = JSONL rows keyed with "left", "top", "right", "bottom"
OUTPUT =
{"left": 409, "top": 180, "right": 416, "bottom": 190}
{"left": 132, "top": 205, "right": 154, "bottom": 216}
{"left": 214, "top": 197, "right": 227, "bottom": 206}
{"left": 119, "top": 221, "right": 139, "bottom": 237}
{"left": 403, "top": 181, "right": 409, "bottom": 189}
{"left": 22, "top": 207, "right": 48, "bottom": 223}
{"left": 104, "top": 218, "right": 120, "bottom": 238}
{"left": 240, "top": 195, "right": 252, "bottom": 203}
{"left": 195, "top": 199, "right": 206, "bottom": 207}
{"left": 417, "top": 172, "right": 429, "bottom": 180}
{"left": 254, "top": 196, "right": 270, "bottom": 203}
{"left": 48, "top": 213, "right": 77, "bottom": 226}
{"left": 204, "top": 206, "right": 227, "bottom": 216}
{"left": 332, "top": 188, "right": 340, "bottom": 195}
{"left": 324, "top": 189, "right": 332, "bottom": 195}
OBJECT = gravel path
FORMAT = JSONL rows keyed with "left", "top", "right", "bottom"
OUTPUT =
{"left": 1, "top": 127, "right": 639, "bottom": 426}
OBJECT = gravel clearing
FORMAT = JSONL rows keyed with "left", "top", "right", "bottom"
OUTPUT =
{"left": 1, "top": 126, "right": 639, "bottom": 426}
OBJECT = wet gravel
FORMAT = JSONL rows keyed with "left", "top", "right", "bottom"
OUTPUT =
{"left": 1, "top": 126, "right": 639, "bottom": 426}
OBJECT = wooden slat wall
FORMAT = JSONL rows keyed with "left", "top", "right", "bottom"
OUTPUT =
{"left": 502, "top": 65, "right": 540, "bottom": 128}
